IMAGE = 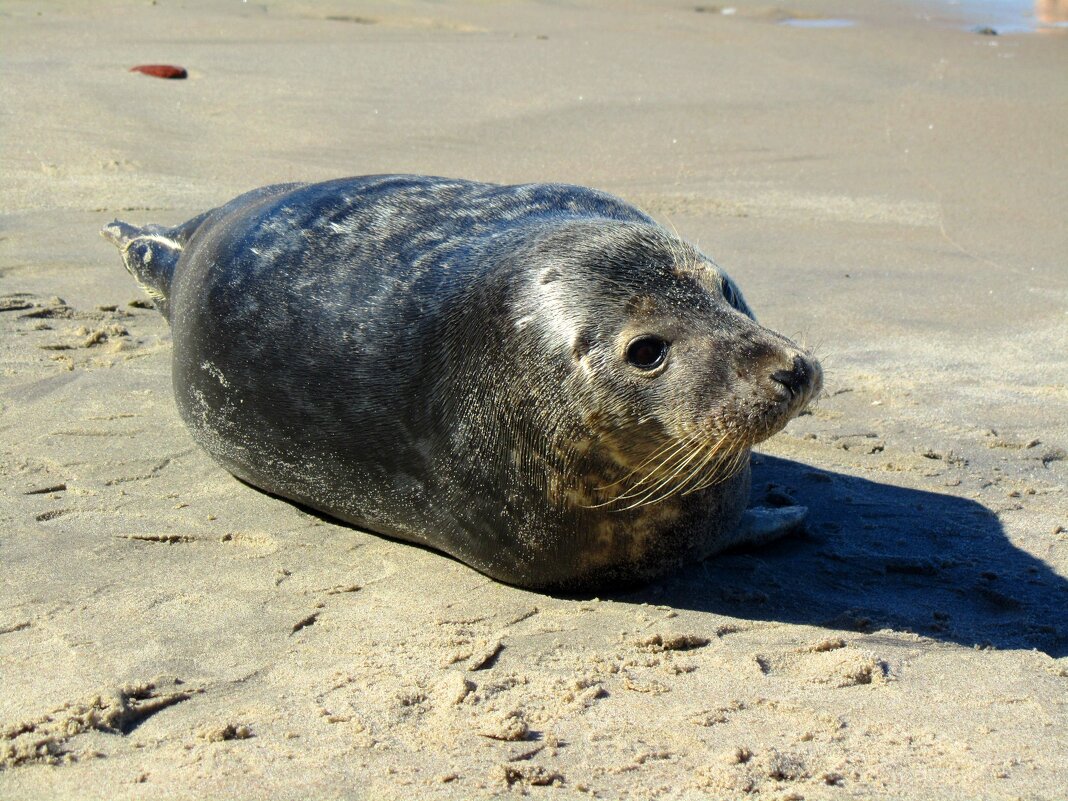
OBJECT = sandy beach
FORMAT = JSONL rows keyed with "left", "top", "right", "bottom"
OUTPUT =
{"left": 1, "top": 0, "right": 1066, "bottom": 798}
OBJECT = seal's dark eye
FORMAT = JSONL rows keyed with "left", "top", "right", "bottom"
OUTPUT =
{"left": 626, "top": 336, "right": 669, "bottom": 370}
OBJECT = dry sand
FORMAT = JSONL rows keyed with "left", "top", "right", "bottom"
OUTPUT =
{"left": 1, "top": 0, "right": 1066, "bottom": 798}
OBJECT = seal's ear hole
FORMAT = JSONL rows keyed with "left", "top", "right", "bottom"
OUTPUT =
{"left": 626, "top": 336, "right": 669, "bottom": 370}
{"left": 625, "top": 295, "right": 658, "bottom": 316}
{"left": 571, "top": 329, "right": 594, "bottom": 362}
{"left": 539, "top": 266, "right": 561, "bottom": 285}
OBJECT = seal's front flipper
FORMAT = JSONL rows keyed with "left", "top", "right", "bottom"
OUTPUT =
{"left": 101, "top": 221, "right": 184, "bottom": 320}
{"left": 723, "top": 505, "right": 808, "bottom": 552}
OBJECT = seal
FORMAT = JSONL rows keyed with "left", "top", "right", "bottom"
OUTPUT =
{"left": 102, "top": 175, "right": 821, "bottom": 590}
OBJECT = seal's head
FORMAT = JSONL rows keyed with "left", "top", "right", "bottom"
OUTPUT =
{"left": 443, "top": 214, "right": 823, "bottom": 587}
{"left": 512, "top": 217, "right": 821, "bottom": 512}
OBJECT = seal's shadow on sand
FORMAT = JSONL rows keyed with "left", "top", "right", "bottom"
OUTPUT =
{"left": 621, "top": 455, "right": 1068, "bottom": 658}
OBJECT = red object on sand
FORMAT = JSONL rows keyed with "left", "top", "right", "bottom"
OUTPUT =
{"left": 130, "top": 64, "right": 188, "bottom": 80}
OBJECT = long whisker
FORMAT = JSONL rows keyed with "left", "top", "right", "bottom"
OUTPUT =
{"left": 688, "top": 441, "right": 750, "bottom": 494}
{"left": 609, "top": 434, "right": 701, "bottom": 496}
{"left": 634, "top": 438, "right": 735, "bottom": 510}
{"left": 593, "top": 433, "right": 691, "bottom": 492}
{"left": 585, "top": 420, "right": 758, "bottom": 512}
{"left": 590, "top": 438, "right": 697, "bottom": 511}
{"left": 618, "top": 452, "right": 714, "bottom": 510}
{"left": 612, "top": 433, "right": 709, "bottom": 508}
{"left": 613, "top": 430, "right": 738, "bottom": 511}
{"left": 684, "top": 443, "right": 740, "bottom": 496}
{"left": 584, "top": 435, "right": 701, "bottom": 510}
{"left": 675, "top": 433, "right": 733, "bottom": 496}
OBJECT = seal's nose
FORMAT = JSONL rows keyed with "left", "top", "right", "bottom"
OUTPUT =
{"left": 771, "top": 355, "right": 814, "bottom": 400}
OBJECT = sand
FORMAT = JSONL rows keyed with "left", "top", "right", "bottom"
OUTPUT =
{"left": 1, "top": 0, "right": 1066, "bottom": 798}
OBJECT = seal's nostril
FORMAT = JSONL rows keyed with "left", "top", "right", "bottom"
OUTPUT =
{"left": 771, "top": 355, "right": 809, "bottom": 398}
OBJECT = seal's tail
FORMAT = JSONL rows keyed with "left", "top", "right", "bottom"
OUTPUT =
{"left": 101, "top": 210, "right": 211, "bottom": 321}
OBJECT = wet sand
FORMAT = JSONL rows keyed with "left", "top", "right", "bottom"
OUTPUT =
{"left": 1, "top": 1, "right": 1066, "bottom": 798}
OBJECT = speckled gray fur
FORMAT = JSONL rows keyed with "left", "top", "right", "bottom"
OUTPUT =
{"left": 104, "top": 175, "right": 821, "bottom": 590}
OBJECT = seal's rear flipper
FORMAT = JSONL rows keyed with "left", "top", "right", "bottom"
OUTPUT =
{"left": 101, "top": 213, "right": 209, "bottom": 321}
